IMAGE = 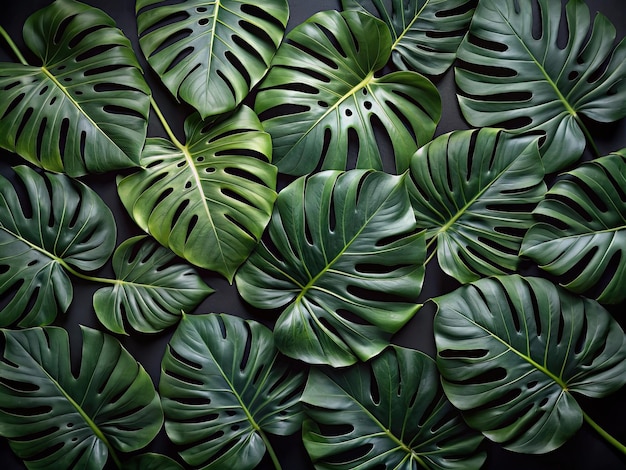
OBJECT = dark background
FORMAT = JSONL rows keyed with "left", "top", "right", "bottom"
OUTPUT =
{"left": 1, "top": 0, "right": 626, "bottom": 469}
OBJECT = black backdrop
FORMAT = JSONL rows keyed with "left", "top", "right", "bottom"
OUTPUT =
{"left": 1, "top": 1, "right": 626, "bottom": 469}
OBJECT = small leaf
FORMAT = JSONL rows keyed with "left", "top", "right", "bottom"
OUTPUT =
{"left": 522, "top": 150, "right": 626, "bottom": 304}
{"left": 255, "top": 9, "right": 441, "bottom": 175}
{"left": 0, "top": 165, "right": 116, "bottom": 327}
{"left": 302, "top": 346, "right": 486, "bottom": 470}
{"left": 93, "top": 236, "right": 213, "bottom": 334}
{"left": 236, "top": 170, "right": 424, "bottom": 367}
{"left": 342, "top": 0, "right": 475, "bottom": 75}
{"left": 434, "top": 275, "right": 626, "bottom": 454}
{"left": 407, "top": 128, "right": 545, "bottom": 283}
{"left": 455, "top": 0, "right": 626, "bottom": 172}
{"left": 0, "top": 326, "right": 163, "bottom": 470}
{"left": 0, "top": 0, "right": 150, "bottom": 176}
{"left": 117, "top": 105, "right": 276, "bottom": 282}
{"left": 160, "top": 313, "right": 306, "bottom": 470}
{"left": 136, "top": 0, "right": 289, "bottom": 118}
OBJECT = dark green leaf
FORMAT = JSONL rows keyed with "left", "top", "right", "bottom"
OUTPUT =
{"left": 408, "top": 128, "right": 545, "bottom": 283}
{"left": 136, "top": 0, "right": 289, "bottom": 118}
{"left": 117, "top": 105, "right": 276, "bottom": 282}
{"left": 160, "top": 313, "right": 306, "bottom": 470}
{"left": 342, "top": 0, "right": 475, "bottom": 75}
{"left": 522, "top": 150, "right": 626, "bottom": 304}
{"left": 0, "top": 0, "right": 150, "bottom": 176}
{"left": 455, "top": 0, "right": 626, "bottom": 172}
{"left": 0, "top": 326, "right": 163, "bottom": 470}
{"left": 123, "top": 453, "right": 184, "bottom": 470}
{"left": 434, "top": 275, "right": 626, "bottom": 453}
{"left": 93, "top": 236, "right": 213, "bottom": 334}
{"left": 0, "top": 165, "right": 116, "bottom": 327}
{"left": 255, "top": 10, "right": 441, "bottom": 175}
{"left": 302, "top": 346, "right": 486, "bottom": 470}
{"left": 236, "top": 170, "right": 424, "bottom": 367}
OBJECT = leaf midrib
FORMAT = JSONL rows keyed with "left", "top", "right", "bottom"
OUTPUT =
{"left": 390, "top": 0, "right": 430, "bottom": 51}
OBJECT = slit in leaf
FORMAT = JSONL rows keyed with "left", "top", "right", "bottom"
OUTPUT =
{"left": 237, "top": 20, "right": 275, "bottom": 53}
{"left": 76, "top": 43, "right": 116, "bottom": 62}
{"left": 225, "top": 50, "right": 251, "bottom": 88}
{"left": 53, "top": 15, "right": 76, "bottom": 44}
{"left": 68, "top": 25, "right": 107, "bottom": 49}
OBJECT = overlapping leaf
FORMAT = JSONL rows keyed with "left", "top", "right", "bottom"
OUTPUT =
{"left": 0, "top": 0, "right": 150, "bottom": 176}
{"left": 93, "top": 236, "right": 213, "bottom": 335}
{"left": 117, "top": 105, "right": 276, "bottom": 282}
{"left": 434, "top": 275, "right": 626, "bottom": 454}
{"left": 136, "top": 0, "right": 289, "bottom": 118}
{"left": 236, "top": 170, "right": 425, "bottom": 367}
{"left": 522, "top": 150, "right": 626, "bottom": 304}
{"left": 160, "top": 313, "right": 306, "bottom": 470}
{"left": 0, "top": 165, "right": 115, "bottom": 327}
{"left": 455, "top": 0, "right": 626, "bottom": 173}
{"left": 255, "top": 9, "right": 441, "bottom": 175}
{"left": 302, "top": 346, "right": 486, "bottom": 470}
{"left": 0, "top": 326, "right": 163, "bottom": 470}
{"left": 407, "top": 128, "right": 545, "bottom": 283}
{"left": 342, "top": 0, "right": 475, "bottom": 75}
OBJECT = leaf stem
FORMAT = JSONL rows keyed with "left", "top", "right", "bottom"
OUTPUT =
{"left": 574, "top": 115, "right": 602, "bottom": 159}
{"left": 258, "top": 428, "right": 282, "bottom": 470}
{"left": 583, "top": 410, "right": 626, "bottom": 456}
{"left": 0, "top": 26, "right": 27, "bottom": 65}
{"left": 57, "top": 259, "right": 118, "bottom": 286}
{"left": 149, "top": 95, "right": 184, "bottom": 148}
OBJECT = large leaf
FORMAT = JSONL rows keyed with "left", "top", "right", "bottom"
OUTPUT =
{"left": 0, "top": 326, "right": 163, "bottom": 470}
{"left": 407, "top": 128, "right": 545, "bottom": 283}
{"left": 117, "top": 105, "right": 276, "bottom": 282}
{"left": 521, "top": 150, "right": 626, "bottom": 304}
{"left": 0, "top": 165, "right": 116, "bottom": 327}
{"left": 455, "top": 0, "right": 626, "bottom": 173}
{"left": 0, "top": 0, "right": 150, "bottom": 176}
{"left": 255, "top": 9, "right": 441, "bottom": 175}
{"left": 342, "top": 0, "right": 475, "bottom": 76}
{"left": 93, "top": 236, "right": 213, "bottom": 335}
{"left": 302, "top": 346, "right": 486, "bottom": 470}
{"left": 160, "top": 313, "right": 306, "bottom": 470}
{"left": 235, "top": 170, "right": 425, "bottom": 367}
{"left": 136, "top": 0, "right": 289, "bottom": 118}
{"left": 433, "top": 275, "right": 626, "bottom": 454}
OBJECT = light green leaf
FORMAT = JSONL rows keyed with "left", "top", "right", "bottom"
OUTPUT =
{"left": 236, "top": 170, "right": 424, "bottom": 367}
{"left": 434, "top": 275, "right": 626, "bottom": 454}
{"left": 0, "top": 0, "right": 150, "bottom": 176}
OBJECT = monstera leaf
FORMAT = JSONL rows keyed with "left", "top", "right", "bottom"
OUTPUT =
{"left": 160, "top": 313, "right": 306, "bottom": 470}
{"left": 0, "top": 165, "right": 116, "bottom": 327}
{"left": 342, "top": 0, "right": 475, "bottom": 75}
{"left": 0, "top": 0, "right": 150, "bottom": 176}
{"left": 236, "top": 170, "right": 425, "bottom": 367}
{"left": 123, "top": 453, "right": 184, "bottom": 470}
{"left": 521, "top": 150, "right": 626, "bottom": 304}
{"left": 93, "top": 236, "right": 213, "bottom": 334}
{"left": 117, "top": 105, "right": 276, "bottom": 281}
{"left": 302, "top": 346, "right": 486, "bottom": 470}
{"left": 407, "top": 128, "right": 545, "bottom": 283}
{"left": 136, "top": 0, "right": 289, "bottom": 118}
{"left": 255, "top": 10, "right": 441, "bottom": 175}
{"left": 434, "top": 275, "right": 626, "bottom": 454}
{"left": 455, "top": 0, "right": 626, "bottom": 173}
{"left": 0, "top": 326, "right": 163, "bottom": 470}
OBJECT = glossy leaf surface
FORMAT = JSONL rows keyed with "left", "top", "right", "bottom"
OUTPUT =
{"left": 0, "top": 166, "right": 115, "bottom": 327}
{"left": 255, "top": 10, "right": 441, "bottom": 175}
{"left": 123, "top": 453, "right": 184, "bottom": 470}
{"left": 93, "top": 236, "right": 213, "bottom": 334}
{"left": 236, "top": 170, "right": 424, "bottom": 367}
{"left": 455, "top": 0, "right": 626, "bottom": 172}
{"left": 0, "top": 326, "right": 163, "bottom": 470}
{"left": 407, "top": 129, "right": 545, "bottom": 283}
{"left": 302, "top": 346, "right": 486, "bottom": 470}
{"left": 160, "top": 313, "right": 306, "bottom": 470}
{"left": 434, "top": 275, "right": 626, "bottom": 453}
{"left": 522, "top": 150, "right": 626, "bottom": 304}
{"left": 0, "top": 0, "right": 150, "bottom": 176}
{"left": 136, "top": 0, "right": 288, "bottom": 118}
{"left": 342, "top": 0, "right": 475, "bottom": 75}
{"left": 117, "top": 105, "right": 276, "bottom": 281}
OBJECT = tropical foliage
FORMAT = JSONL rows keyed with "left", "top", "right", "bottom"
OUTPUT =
{"left": 0, "top": 0, "right": 625, "bottom": 469}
